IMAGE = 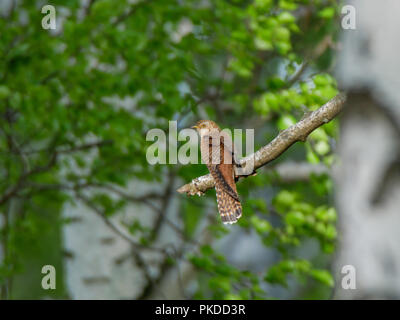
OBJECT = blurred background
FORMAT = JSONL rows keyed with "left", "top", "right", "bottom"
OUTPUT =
{"left": 0, "top": 0, "right": 399, "bottom": 300}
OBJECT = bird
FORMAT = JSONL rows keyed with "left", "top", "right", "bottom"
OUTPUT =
{"left": 191, "top": 120, "right": 242, "bottom": 224}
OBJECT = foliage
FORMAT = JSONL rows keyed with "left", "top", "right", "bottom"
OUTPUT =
{"left": 0, "top": 0, "right": 340, "bottom": 299}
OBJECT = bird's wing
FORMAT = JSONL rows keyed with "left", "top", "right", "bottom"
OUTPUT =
{"left": 203, "top": 133, "right": 242, "bottom": 224}
{"left": 205, "top": 132, "right": 240, "bottom": 166}
{"left": 208, "top": 163, "right": 239, "bottom": 202}
{"left": 203, "top": 134, "right": 239, "bottom": 201}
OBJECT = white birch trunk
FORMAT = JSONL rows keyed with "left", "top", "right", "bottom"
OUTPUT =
{"left": 62, "top": 179, "right": 181, "bottom": 299}
{"left": 334, "top": 0, "right": 400, "bottom": 299}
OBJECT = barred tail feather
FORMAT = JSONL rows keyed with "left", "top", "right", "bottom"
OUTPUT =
{"left": 216, "top": 187, "right": 242, "bottom": 224}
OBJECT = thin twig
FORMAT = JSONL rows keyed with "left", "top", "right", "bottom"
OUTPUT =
{"left": 75, "top": 193, "right": 168, "bottom": 253}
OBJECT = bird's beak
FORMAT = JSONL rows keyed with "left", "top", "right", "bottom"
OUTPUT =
{"left": 191, "top": 125, "right": 198, "bottom": 129}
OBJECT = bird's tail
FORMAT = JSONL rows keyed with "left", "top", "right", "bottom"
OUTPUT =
{"left": 216, "top": 187, "right": 242, "bottom": 224}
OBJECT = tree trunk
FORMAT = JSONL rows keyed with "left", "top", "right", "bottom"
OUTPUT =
{"left": 62, "top": 178, "right": 181, "bottom": 299}
{"left": 334, "top": 0, "right": 400, "bottom": 299}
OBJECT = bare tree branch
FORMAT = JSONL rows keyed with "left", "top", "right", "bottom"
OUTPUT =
{"left": 75, "top": 193, "right": 168, "bottom": 253}
{"left": 23, "top": 139, "right": 113, "bottom": 155}
{"left": 177, "top": 92, "right": 346, "bottom": 196}
{"left": 82, "top": 0, "right": 98, "bottom": 17}
{"left": 111, "top": 0, "right": 150, "bottom": 27}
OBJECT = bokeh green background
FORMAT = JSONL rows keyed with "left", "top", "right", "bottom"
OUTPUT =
{"left": 0, "top": 0, "right": 340, "bottom": 299}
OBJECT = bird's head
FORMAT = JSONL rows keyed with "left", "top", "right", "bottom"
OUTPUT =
{"left": 191, "top": 120, "right": 220, "bottom": 137}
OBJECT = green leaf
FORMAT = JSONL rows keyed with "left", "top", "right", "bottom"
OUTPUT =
{"left": 318, "top": 7, "right": 336, "bottom": 19}
{"left": 277, "top": 114, "right": 296, "bottom": 130}
{"left": 0, "top": 86, "right": 11, "bottom": 99}
{"left": 251, "top": 215, "right": 272, "bottom": 234}
{"left": 285, "top": 211, "right": 304, "bottom": 226}
{"left": 310, "top": 269, "right": 334, "bottom": 287}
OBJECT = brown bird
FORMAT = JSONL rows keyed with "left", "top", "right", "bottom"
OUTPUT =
{"left": 192, "top": 120, "right": 242, "bottom": 224}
